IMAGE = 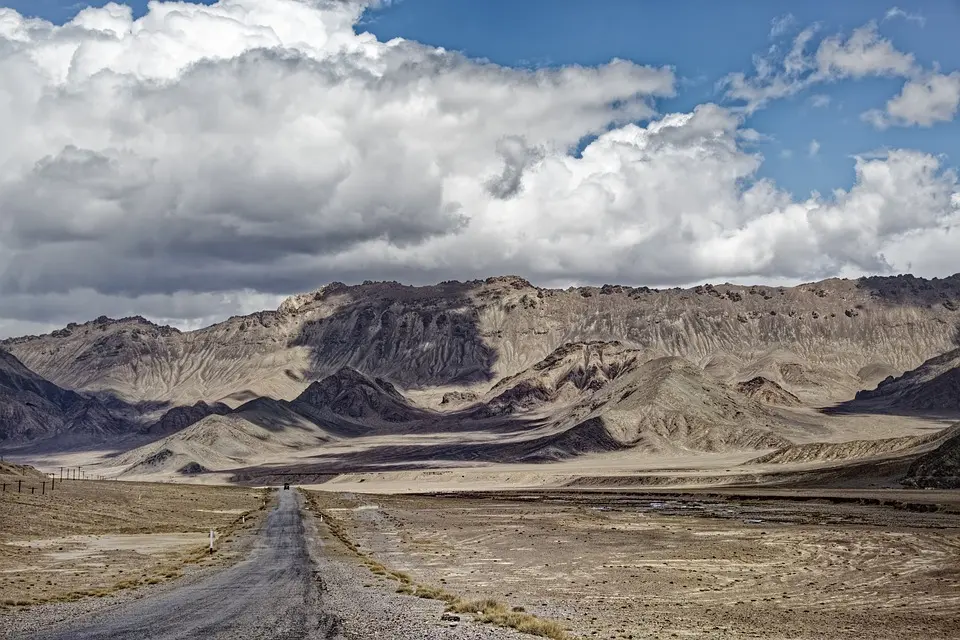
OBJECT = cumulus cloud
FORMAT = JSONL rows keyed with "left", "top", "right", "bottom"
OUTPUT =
{"left": 0, "top": 1, "right": 957, "bottom": 335}
{"left": 863, "top": 71, "right": 960, "bottom": 128}
{"left": 808, "top": 139, "right": 820, "bottom": 157}
{"left": 815, "top": 23, "right": 915, "bottom": 78}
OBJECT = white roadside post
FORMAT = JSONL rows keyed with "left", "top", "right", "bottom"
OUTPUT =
{"left": 209, "top": 529, "right": 214, "bottom": 553}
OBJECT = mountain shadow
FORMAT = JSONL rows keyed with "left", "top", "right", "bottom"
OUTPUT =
{"left": 287, "top": 279, "right": 499, "bottom": 388}
{"left": 822, "top": 345, "right": 960, "bottom": 419}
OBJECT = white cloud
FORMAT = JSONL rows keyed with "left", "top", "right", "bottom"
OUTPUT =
{"left": 734, "top": 16, "right": 953, "bottom": 130}
{"left": 0, "top": 1, "right": 957, "bottom": 332}
{"left": 884, "top": 7, "right": 926, "bottom": 27}
{"left": 815, "top": 23, "right": 916, "bottom": 78}
{"left": 769, "top": 13, "right": 795, "bottom": 39}
{"left": 723, "top": 22, "right": 916, "bottom": 112}
{"left": 809, "top": 94, "right": 831, "bottom": 108}
{"left": 865, "top": 71, "right": 960, "bottom": 128}
{"left": 808, "top": 139, "right": 821, "bottom": 157}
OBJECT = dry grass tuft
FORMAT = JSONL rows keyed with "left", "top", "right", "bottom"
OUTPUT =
{"left": 447, "top": 598, "right": 569, "bottom": 638}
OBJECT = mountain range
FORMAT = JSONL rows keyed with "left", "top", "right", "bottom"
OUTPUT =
{"left": 1, "top": 273, "right": 959, "bottom": 488}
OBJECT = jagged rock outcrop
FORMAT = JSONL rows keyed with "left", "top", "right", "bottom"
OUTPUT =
{"left": 736, "top": 376, "right": 801, "bottom": 406}
{"left": 479, "top": 341, "right": 643, "bottom": 415}
{"left": 567, "top": 356, "right": 790, "bottom": 455}
{"left": 439, "top": 391, "right": 479, "bottom": 407}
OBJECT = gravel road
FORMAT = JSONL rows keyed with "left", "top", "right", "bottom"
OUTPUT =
{"left": 8, "top": 490, "right": 524, "bottom": 640}
{"left": 17, "top": 489, "right": 342, "bottom": 640}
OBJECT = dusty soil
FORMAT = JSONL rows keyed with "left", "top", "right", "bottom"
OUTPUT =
{"left": 2, "top": 489, "right": 542, "bottom": 640}
{"left": 308, "top": 490, "right": 960, "bottom": 639}
{"left": 0, "top": 479, "right": 265, "bottom": 607}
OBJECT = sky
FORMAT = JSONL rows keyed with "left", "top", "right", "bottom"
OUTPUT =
{"left": 0, "top": 0, "right": 958, "bottom": 337}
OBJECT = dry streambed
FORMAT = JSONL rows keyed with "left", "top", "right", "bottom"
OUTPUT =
{"left": 308, "top": 491, "right": 960, "bottom": 639}
{"left": 0, "top": 480, "right": 266, "bottom": 607}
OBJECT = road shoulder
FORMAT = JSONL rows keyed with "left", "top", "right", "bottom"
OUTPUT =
{"left": 301, "top": 493, "right": 529, "bottom": 640}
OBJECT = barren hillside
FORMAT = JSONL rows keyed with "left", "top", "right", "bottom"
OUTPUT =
{"left": 854, "top": 347, "right": 960, "bottom": 413}
{"left": 902, "top": 427, "right": 960, "bottom": 488}
{"left": 2, "top": 274, "right": 958, "bottom": 408}
{"left": 0, "top": 348, "right": 129, "bottom": 443}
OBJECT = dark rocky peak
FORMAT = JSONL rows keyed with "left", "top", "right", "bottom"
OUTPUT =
{"left": 298, "top": 367, "right": 404, "bottom": 403}
{"left": 142, "top": 401, "right": 232, "bottom": 437}
{"left": 735, "top": 376, "right": 801, "bottom": 406}
{"left": 292, "top": 367, "right": 420, "bottom": 423}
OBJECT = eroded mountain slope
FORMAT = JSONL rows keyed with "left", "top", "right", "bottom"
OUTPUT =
{"left": 2, "top": 275, "right": 959, "bottom": 409}
{"left": 0, "top": 349, "right": 128, "bottom": 442}
{"left": 902, "top": 427, "right": 960, "bottom": 488}
{"left": 854, "top": 347, "right": 960, "bottom": 413}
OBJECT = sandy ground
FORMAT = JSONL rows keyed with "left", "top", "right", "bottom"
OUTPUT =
{"left": 308, "top": 490, "right": 960, "bottom": 640}
{"left": 0, "top": 480, "right": 265, "bottom": 607}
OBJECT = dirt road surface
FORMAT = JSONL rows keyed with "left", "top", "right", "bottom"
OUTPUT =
{"left": 18, "top": 489, "right": 343, "bottom": 640}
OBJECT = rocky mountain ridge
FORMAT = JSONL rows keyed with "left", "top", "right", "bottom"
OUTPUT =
{"left": 2, "top": 274, "right": 959, "bottom": 410}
